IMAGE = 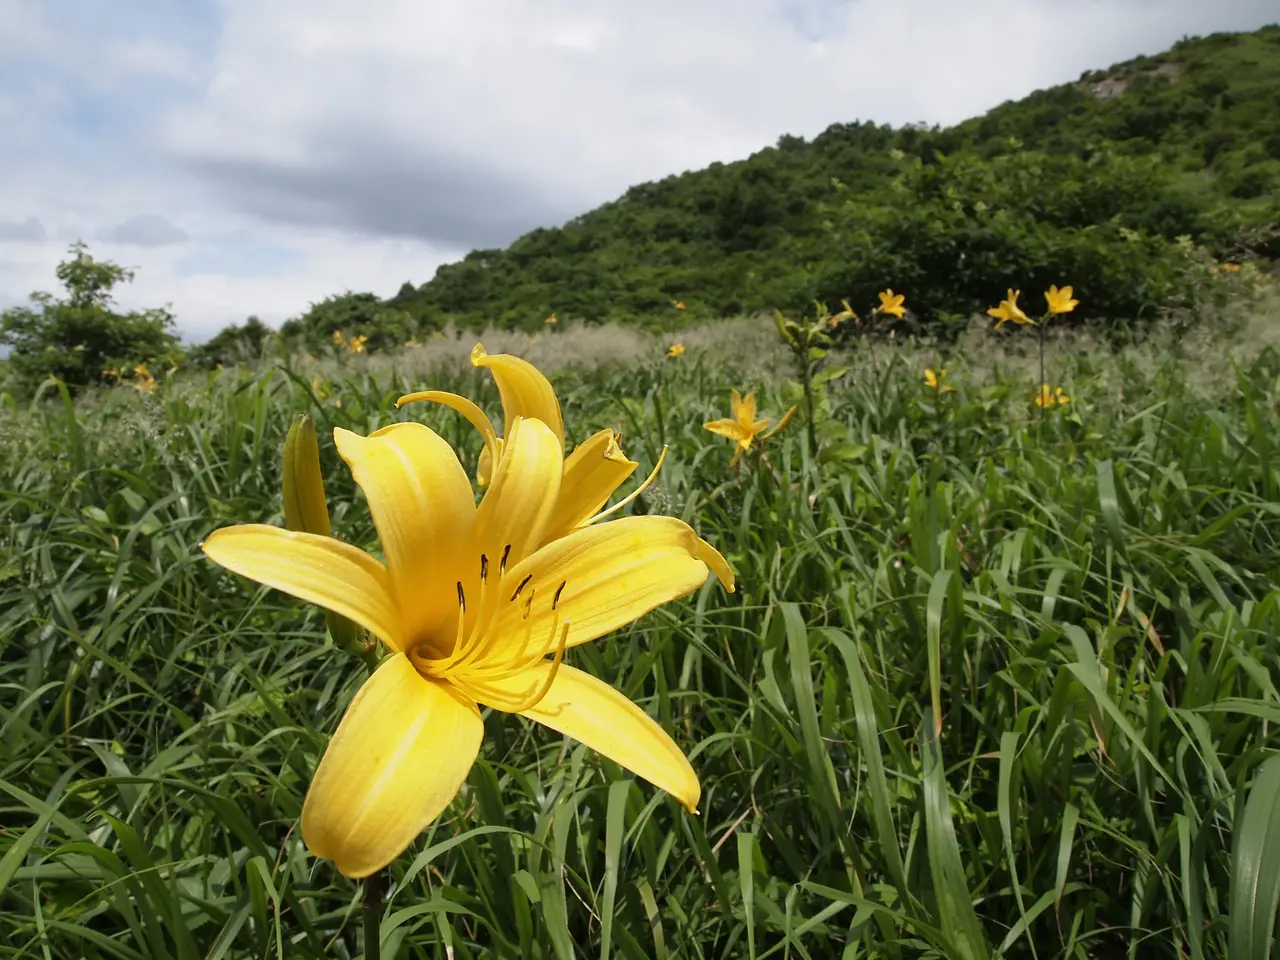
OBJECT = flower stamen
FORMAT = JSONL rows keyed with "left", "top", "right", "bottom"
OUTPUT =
{"left": 584, "top": 445, "right": 669, "bottom": 526}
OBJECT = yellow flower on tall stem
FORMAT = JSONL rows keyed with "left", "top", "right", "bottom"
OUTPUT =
{"left": 876, "top": 289, "right": 907, "bottom": 319}
{"left": 1033, "top": 384, "right": 1070, "bottom": 409}
{"left": 703, "top": 390, "right": 797, "bottom": 467}
{"left": 923, "top": 368, "right": 955, "bottom": 393}
{"left": 987, "top": 289, "right": 1033, "bottom": 329}
{"left": 202, "top": 415, "right": 734, "bottom": 879}
{"left": 1044, "top": 285, "right": 1079, "bottom": 315}
{"left": 667, "top": 343, "right": 685, "bottom": 359}
{"left": 398, "top": 344, "right": 656, "bottom": 548}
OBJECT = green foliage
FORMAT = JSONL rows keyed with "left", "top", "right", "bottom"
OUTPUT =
{"left": 5, "top": 312, "right": 1280, "bottom": 957}
{"left": 368, "top": 25, "right": 1280, "bottom": 334}
{"left": 812, "top": 149, "right": 1198, "bottom": 329}
{"left": 0, "top": 242, "right": 181, "bottom": 395}
{"left": 187, "top": 316, "right": 275, "bottom": 368}
{"left": 279, "top": 292, "right": 420, "bottom": 354}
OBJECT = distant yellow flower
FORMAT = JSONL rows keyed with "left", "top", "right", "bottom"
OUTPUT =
{"left": 405, "top": 337, "right": 420, "bottom": 348}
{"left": 704, "top": 389, "right": 797, "bottom": 467}
{"left": 667, "top": 343, "right": 685, "bottom": 359}
{"left": 312, "top": 377, "right": 331, "bottom": 401}
{"left": 1044, "top": 284, "right": 1079, "bottom": 315}
{"left": 132, "top": 362, "right": 157, "bottom": 393}
{"left": 202, "top": 415, "right": 733, "bottom": 879}
{"left": 987, "top": 289, "right": 1033, "bottom": 328}
{"left": 331, "top": 330, "right": 345, "bottom": 346}
{"left": 877, "top": 289, "right": 906, "bottom": 319}
{"left": 1034, "top": 384, "right": 1070, "bottom": 408}
{"left": 672, "top": 300, "right": 686, "bottom": 310}
{"left": 923, "top": 368, "right": 954, "bottom": 393}
{"left": 347, "top": 334, "right": 369, "bottom": 355}
{"left": 828, "top": 300, "right": 858, "bottom": 329}
{"left": 544, "top": 313, "right": 558, "bottom": 326}
{"left": 1221, "top": 262, "right": 1241, "bottom": 273}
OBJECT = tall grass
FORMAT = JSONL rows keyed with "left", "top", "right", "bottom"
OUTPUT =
{"left": 4, "top": 302, "right": 1280, "bottom": 959}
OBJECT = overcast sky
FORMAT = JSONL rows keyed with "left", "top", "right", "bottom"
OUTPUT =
{"left": 1, "top": 0, "right": 1276, "bottom": 342}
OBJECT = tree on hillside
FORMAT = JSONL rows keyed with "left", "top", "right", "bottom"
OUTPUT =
{"left": 0, "top": 242, "right": 181, "bottom": 394}
{"left": 187, "top": 315, "right": 275, "bottom": 368}
{"left": 278, "top": 292, "right": 418, "bottom": 353}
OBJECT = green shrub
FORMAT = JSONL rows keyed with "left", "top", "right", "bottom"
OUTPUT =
{"left": 0, "top": 242, "right": 181, "bottom": 395}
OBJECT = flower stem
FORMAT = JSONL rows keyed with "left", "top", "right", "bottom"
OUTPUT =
{"left": 363, "top": 869, "right": 383, "bottom": 960}
{"left": 1038, "top": 321, "right": 1047, "bottom": 436}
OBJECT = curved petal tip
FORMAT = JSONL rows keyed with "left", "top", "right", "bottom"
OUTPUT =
{"left": 696, "top": 538, "right": 735, "bottom": 592}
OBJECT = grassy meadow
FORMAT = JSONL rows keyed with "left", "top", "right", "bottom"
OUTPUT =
{"left": 6, "top": 295, "right": 1280, "bottom": 959}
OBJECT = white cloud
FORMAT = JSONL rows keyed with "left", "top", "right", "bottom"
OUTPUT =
{"left": 0, "top": 0, "right": 1276, "bottom": 341}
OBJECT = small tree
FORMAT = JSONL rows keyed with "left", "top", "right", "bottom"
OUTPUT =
{"left": 0, "top": 242, "right": 181, "bottom": 393}
{"left": 188, "top": 315, "right": 275, "bottom": 368}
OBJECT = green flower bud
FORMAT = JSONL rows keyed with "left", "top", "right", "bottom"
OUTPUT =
{"left": 282, "top": 414, "right": 364, "bottom": 654}
{"left": 283, "top": 414, "right": 332, "bottom": 536}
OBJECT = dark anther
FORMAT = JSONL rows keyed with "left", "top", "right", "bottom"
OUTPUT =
{"left": 553, "top": 581, "right": 567, "bottom": 610}
{"left": 500, "top": 543, "right": 512, "bottom": 574}
{"left": 456, "top": 581, "right": 466, "bottom": 612}
{"left": 480, "top": 553, "right": 488, "bottom": 581}
{"left": 510, "top": 574, "right": 532, "bottom": 602}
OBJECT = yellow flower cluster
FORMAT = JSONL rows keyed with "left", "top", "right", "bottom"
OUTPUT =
{"left": 330, "top": 330, "right": 368, "bottom": 354}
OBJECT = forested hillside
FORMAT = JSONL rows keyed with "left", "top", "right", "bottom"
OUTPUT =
{"left": 319, "top": 24, "right": 1272, "bottom": 337}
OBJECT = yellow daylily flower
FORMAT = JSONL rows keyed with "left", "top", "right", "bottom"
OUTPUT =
{"left": 1034, "top": 384, "right": 1070, "bottom": 408}
{"left": 1221, "top": 262, "right": 1241, "bottom": 273}
{"left": 703, "top": 389, "right": 798, "bottom": 467}
{"left": 877, "top": 289, "right": 906, "bottom": 319}
{"left": 672, "top": 300, "right": 686, "bottom": 310}
{"left": 987, "top": 289, "right": 1033, "bottom": 329}
{"left": 133, "top": 362, "right": 157, "bottom": 393}
{"left": 347, "top": 334, "right": 369, "bottom": 355}
{"left": 202, "top": 415, "right": 734, "bottom": 879}
{"left": 544, "top": 313, "right": 558, "bottom": 325}
{"left": 667, "top": 343, "right": 685, "bottom": 359}
{"left": 331, "top": 330, "right": 345, "bottom": 346}
{"left": 827, "top": 300, "right": 858, "bottom": 329}
{"left": 1044, "top": 284, "right": 1079, "bottom": 315}
{"left": 923, "top": 368, "right": 955, "bottom": 393}
{"left": 397, "top": 344, "right": 653, "bottom": 548}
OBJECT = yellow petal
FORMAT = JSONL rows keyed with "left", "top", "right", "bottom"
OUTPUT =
{"left": 541, "top": 428, "right": 638, "bottom": 545}
{"left": 202, "top": 524, "right": 404, "bottom": 650}
{"left": 394, "top": 389, "right": 501, "bottom": 477}
{"left": 762, "top": 406, "right": 798, "bottom": 440}
{"left": 509, "top": 662, "right": 700, "bottom": 813}
{"left": 750, "top": 418, "right": 772, "bottom": 437}
{"left": 476, "top": 438, "right": 504, "bottom": 487}
{"left": 471, "top": 344, "right": 564, "bottom": 449}
{"left": 739, "top": 392, "right": 758, "bottom": 424}
{"left": 489, "top": 515, "right": 733, "bottom": 655}
{"left": 471, "top": 416, "right": 563, "bottom": 599}
{"left": 729, "top": 389, "right": 744, "bottom": 419}
{"left": 703, "top": 418, "right": 746, "bottom": 441}
{"left": 302, "top": 654, "right": 483, "bottom": 878}
{"left": 334, "top": 422, "right": 476, "bottom": 649}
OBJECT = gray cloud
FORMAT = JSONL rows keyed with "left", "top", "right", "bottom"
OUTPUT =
{"left": 102, "top": 214, "right": 190, "bottom": 246}
{"left": 185, "top": 139, "right": 584, "bottom": 248}
{"left": 0, "top": 216, "right": 47, "bottom": 241}
{"left": 159, "top": 0, "right": 1280, "bottom": 250}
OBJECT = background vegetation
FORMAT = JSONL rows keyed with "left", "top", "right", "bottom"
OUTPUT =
{"left": 4, "top": 285, "right": 1280, "bottom": 957}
